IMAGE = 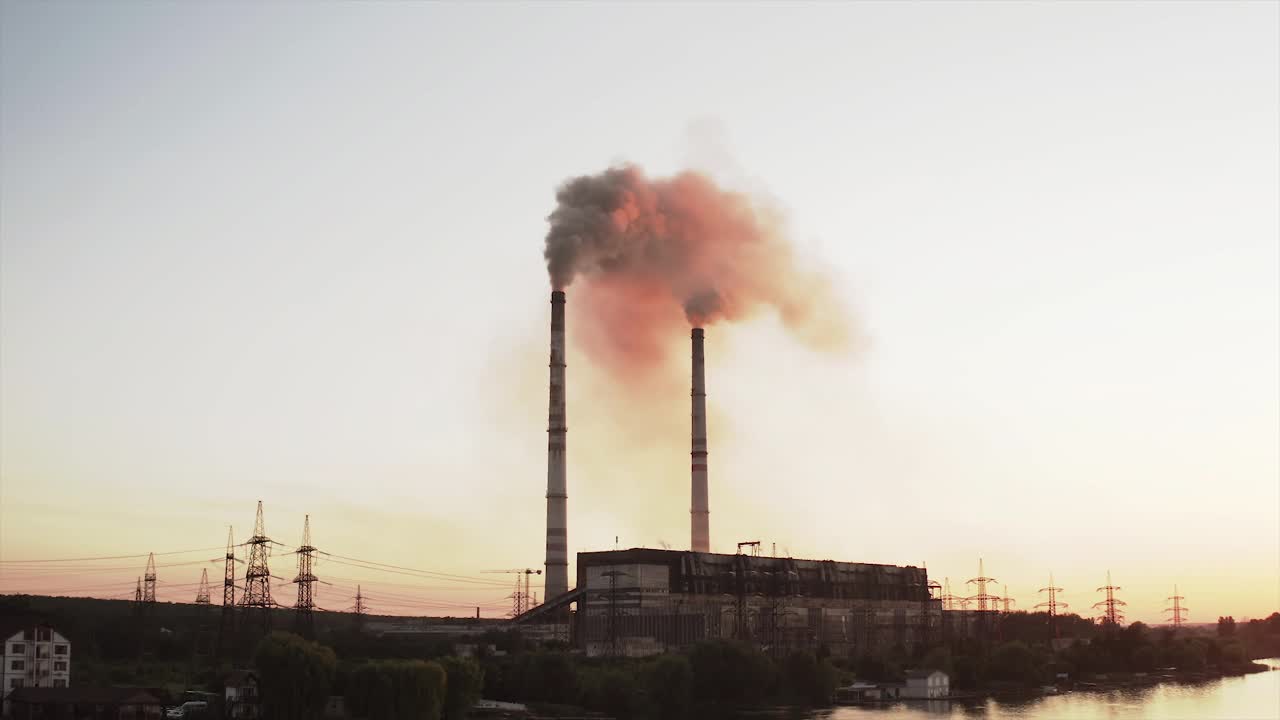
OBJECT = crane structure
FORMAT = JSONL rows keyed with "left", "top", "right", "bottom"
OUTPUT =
{"left": 966, "top": 559, "right": 1000, "bottom": 612}
{"left": 1165, "top": 585, "right": 1189, "bottom": 628}
{"left": 1093, "top": 570, "right": 1126, "bottom": 626}
{"left": 484, "top": 568, "right": 543, "bottom": 617}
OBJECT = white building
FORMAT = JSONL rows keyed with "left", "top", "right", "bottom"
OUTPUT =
{"left": 1, "top": 623, "right": 71, "bottom": 714}
{"left": 902, "top": 669, "right": 949, "bottom": 699}
{"left": 223, "top": 669, "right": 260, "bottom": 719}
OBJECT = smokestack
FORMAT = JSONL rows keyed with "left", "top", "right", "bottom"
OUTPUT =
{"left": 691, "top": 328, "right": 710, "bottom": 552}
{"left": 545, "top": 290, "right": 569, "bottom": 599}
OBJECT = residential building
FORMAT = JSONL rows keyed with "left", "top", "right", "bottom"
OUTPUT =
{"left": 902, "top": 669, "right": 949, "bottom": 699}
{"left": 1, "top": 622, "right": 71, "bottom": 715}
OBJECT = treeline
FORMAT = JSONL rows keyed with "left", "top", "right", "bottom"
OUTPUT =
{"left": 252, "top": 633, "right": 484, "bottom": 720}
{"left": 480, "top": 641, "right": 839, "bottom": 718}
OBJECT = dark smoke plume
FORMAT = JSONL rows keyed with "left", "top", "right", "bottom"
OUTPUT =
{"left": 544, "top": 164, "right": 850, "bottom": 373}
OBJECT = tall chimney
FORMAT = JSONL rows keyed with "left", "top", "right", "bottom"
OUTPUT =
{"left": 544, "top": 290, "right": 569, "bottom": 599}
{"left": 691, "top": 328, "right": 710, "bottom": 552}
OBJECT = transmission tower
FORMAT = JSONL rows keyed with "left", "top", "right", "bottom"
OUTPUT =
{"left": 966, "top": 558, "right": 1000, "bottom": 612}
{"left": 1165, "top": 585, "right": 1189, "bottom": 628}
{"left": 941, "top": 577, "right": 967, "bottom": 611}
{"left": 353, "top": 585, "right": 367, "bottom": 615}
{"left": 142, "top": 553, "right": 157, "bottom": 604}
{"left": 134, "top": 576, "right": 143, "bottom": 608}
{"left": 1035, "top": 572, "right": 1069, "bottom": 638}
{"left": 218, "top": 526, "right": 238, "bottom": 659}
{"left": 195, "top": 569, "right": 212, "bottom": 604}
{"left": 1093, "top": 570, "right": 1126, "bottom": 627}
{"left": 1000, "top": 584, "right": 1015, "bottom": 613}
{"left": 483, "top": 568, "right": 542, "bottom": 617}
{"left": 292, "top": 515, "right": 318, "bottom": 639}
{"left": 239, "top": 501, "right": 275, "bottom": 633}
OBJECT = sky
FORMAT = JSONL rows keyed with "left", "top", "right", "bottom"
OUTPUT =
{"left": 1, "top": 1, "right": 1277, "bottom": 622}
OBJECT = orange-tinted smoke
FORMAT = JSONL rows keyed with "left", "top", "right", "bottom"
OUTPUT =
{"left": 545, "top": 164, "right": 850, "bottom": 377}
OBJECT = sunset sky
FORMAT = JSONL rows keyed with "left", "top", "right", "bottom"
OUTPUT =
{"left": 1, "top": 2, "right": 1277, "bottom": 622}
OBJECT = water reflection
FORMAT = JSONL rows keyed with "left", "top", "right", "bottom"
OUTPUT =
{"left": 780, "top": 659, "right": 1280, "bottom": 720}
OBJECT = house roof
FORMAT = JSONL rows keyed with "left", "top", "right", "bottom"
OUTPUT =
{"left": 906, "top": 669, "right": 947, "bottom": 680}
{"left": 0, "top": 619, "right": 63, "bottom": 645}
{"left": 223, "top": 669, "right": 258, "bottom": 686}
{"left": 8, "top": 687, "right": 162, "bottom": 705}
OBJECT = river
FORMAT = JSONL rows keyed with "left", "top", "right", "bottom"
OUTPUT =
{"left": 788, "top": 659, "right": 1280, "bottom": 720}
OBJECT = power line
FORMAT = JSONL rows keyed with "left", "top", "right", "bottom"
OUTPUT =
{"left": 0, "top": 547, "right": 228, "bottom": 564}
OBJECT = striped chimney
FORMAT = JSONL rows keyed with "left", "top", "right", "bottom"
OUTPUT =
{"left": 544, "top": 291, "right": 569, "bottom": 599}
{"left": 691, "top": 328, "right": 710, "bottom": 552}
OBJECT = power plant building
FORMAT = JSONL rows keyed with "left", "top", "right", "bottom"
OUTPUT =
{"left": 572, "top": 548, "right": 941, "bottom": 657}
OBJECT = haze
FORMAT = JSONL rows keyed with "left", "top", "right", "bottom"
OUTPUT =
{"left": 1, "top": 2, "right": 1276, "bottom": 622}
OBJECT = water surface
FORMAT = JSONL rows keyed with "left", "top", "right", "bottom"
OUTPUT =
{"left": 795, "top": 659, "right": 1280, "bottom": 720}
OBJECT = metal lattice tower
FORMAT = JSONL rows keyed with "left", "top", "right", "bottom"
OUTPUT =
{"left": 1000, "top": 584, "right": 1015, "bottom": 613}
{"left": 1093, "top": 570, "right": 1126, "bottom": 626}
{"left": 1035, "top": 572, "right": 1069, "bottom": 638}
{"left": 353, "top": 585, "right": 366, "bottom": 615}
{"left": 142, "top": 553, "right": 157, "bottom": 604}
{"left": 966, "top": 558, "right": 1000, "bottom": 612}
{"left": 218, "top": 526, "right": 237, "bottom": 658}
{"left": 195, "top": 569, "right": 212, "bottom": 605}
{"left": 941, "top": 577, "right": 965, "bottom": 611}
{"left": 239, "top": 501, "right": 275, "bottom": 632}
{"left": 1165, "top": 585, "right": 1189, "bottom": 628}
{"left": 293, "top": 515, "right": 318, "bottom": 638}
{"left": 134, "top": 577, "right": 143, "bottom": 606}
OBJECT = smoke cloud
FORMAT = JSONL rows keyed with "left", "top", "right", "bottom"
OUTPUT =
{"left": 544, "top": 164, "right": 852, "bottom": 374}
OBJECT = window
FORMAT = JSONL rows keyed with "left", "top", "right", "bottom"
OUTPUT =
{"left": 8, "top": 679, "right": 22, "bottom": 689}
{"left": 54, "top": 661, "right": 67, "bottom": 672}
{"left": 9, "top": 643, "right": 23, "bottom": 654}
{"left": 53, "top": 645, "right": 67, "bottom": 655}
{"left": 52, "top": 679, "right": 66, "bottom": 688}
{"left": 9, "top": 660, "right": 24, "bottom": 671}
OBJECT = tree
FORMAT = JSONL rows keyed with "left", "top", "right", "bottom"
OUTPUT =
{"left": 441, "top": 657, "right": 484, "bottom": 720}
{"left": 344, "top": 659, "right": 446, "bottom": 720}
{"left": 989, "top": 642, "right": 1044, "bottom": 687}
{"left": 253, "top": 632, "right": 337, "bottom": 720}
{"left": 644, "top": 654, "right": 693, "bottom": 719}
{"left": 1217, "top": 617, "right": 1237, "bottom": 637}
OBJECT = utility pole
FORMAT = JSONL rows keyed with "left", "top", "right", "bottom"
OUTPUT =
{"left": 195, "top": 569, "right": 212, "bottom": 605}
{"left": 602, "top": 569, "right": 628, "bottom": 657}
{"left": 293, "top": 515, "right": 318, "bottom": 639}
{"left": 142, "top": 553, "right": 157, "bottom": 605}
{"left": 1165, "top": 585, "right": 1188, "bottom": 629}
{"left": 239, "top": 501, "right": 275, "bottom": 635}
{"left": 1093, "top": 570, "right": 1126, "bottom": 627}
{"left": 1035, "top": 572, "right": 1068, "bottom": 638}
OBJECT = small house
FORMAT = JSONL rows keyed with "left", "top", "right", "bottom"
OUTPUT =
{"left": 222, "top": 670, "right": 260, "bottom": 719}
{"left": 902, "top": 669, "right": 949, "bottom": 699}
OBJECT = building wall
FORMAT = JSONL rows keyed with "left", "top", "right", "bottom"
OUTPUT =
{"left": 2, "top": 626, "right": 71, "bottom": 692}
{"left": 573, "top": 549, "right": 941, "bottom": 657}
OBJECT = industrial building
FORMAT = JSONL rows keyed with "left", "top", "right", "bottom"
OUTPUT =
{"left": 531, "top": 290, "right": 943, "bottom": 656}
{"left": 571, "top": 548, "right": 940, "bottom": 657}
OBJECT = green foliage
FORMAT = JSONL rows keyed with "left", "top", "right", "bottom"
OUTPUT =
{"left": 689, "top": 640, "right": 775, "bottom": 705}
{"left": 253, "top": 632, "right": 337, "bottom": 720}
{"left": 782, "top": 651, "right": 838, "bottom": 706}
{"left": 988, "top": 641, "right": 1045, "bottom": 687}
{"left": 643, "top": 654, "right": 692, "bottom": 719}
{"left": 579, "top": 665, "right": 639, "bottom": 717}
{"left": 1217, "top": 616, "right": 1237, "bottom": 637}
{"left": 344, "top": 659, "right": 446, "bottom": 720}
{"left": 440, "top": 656, "right": 484, "bottom": 720}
